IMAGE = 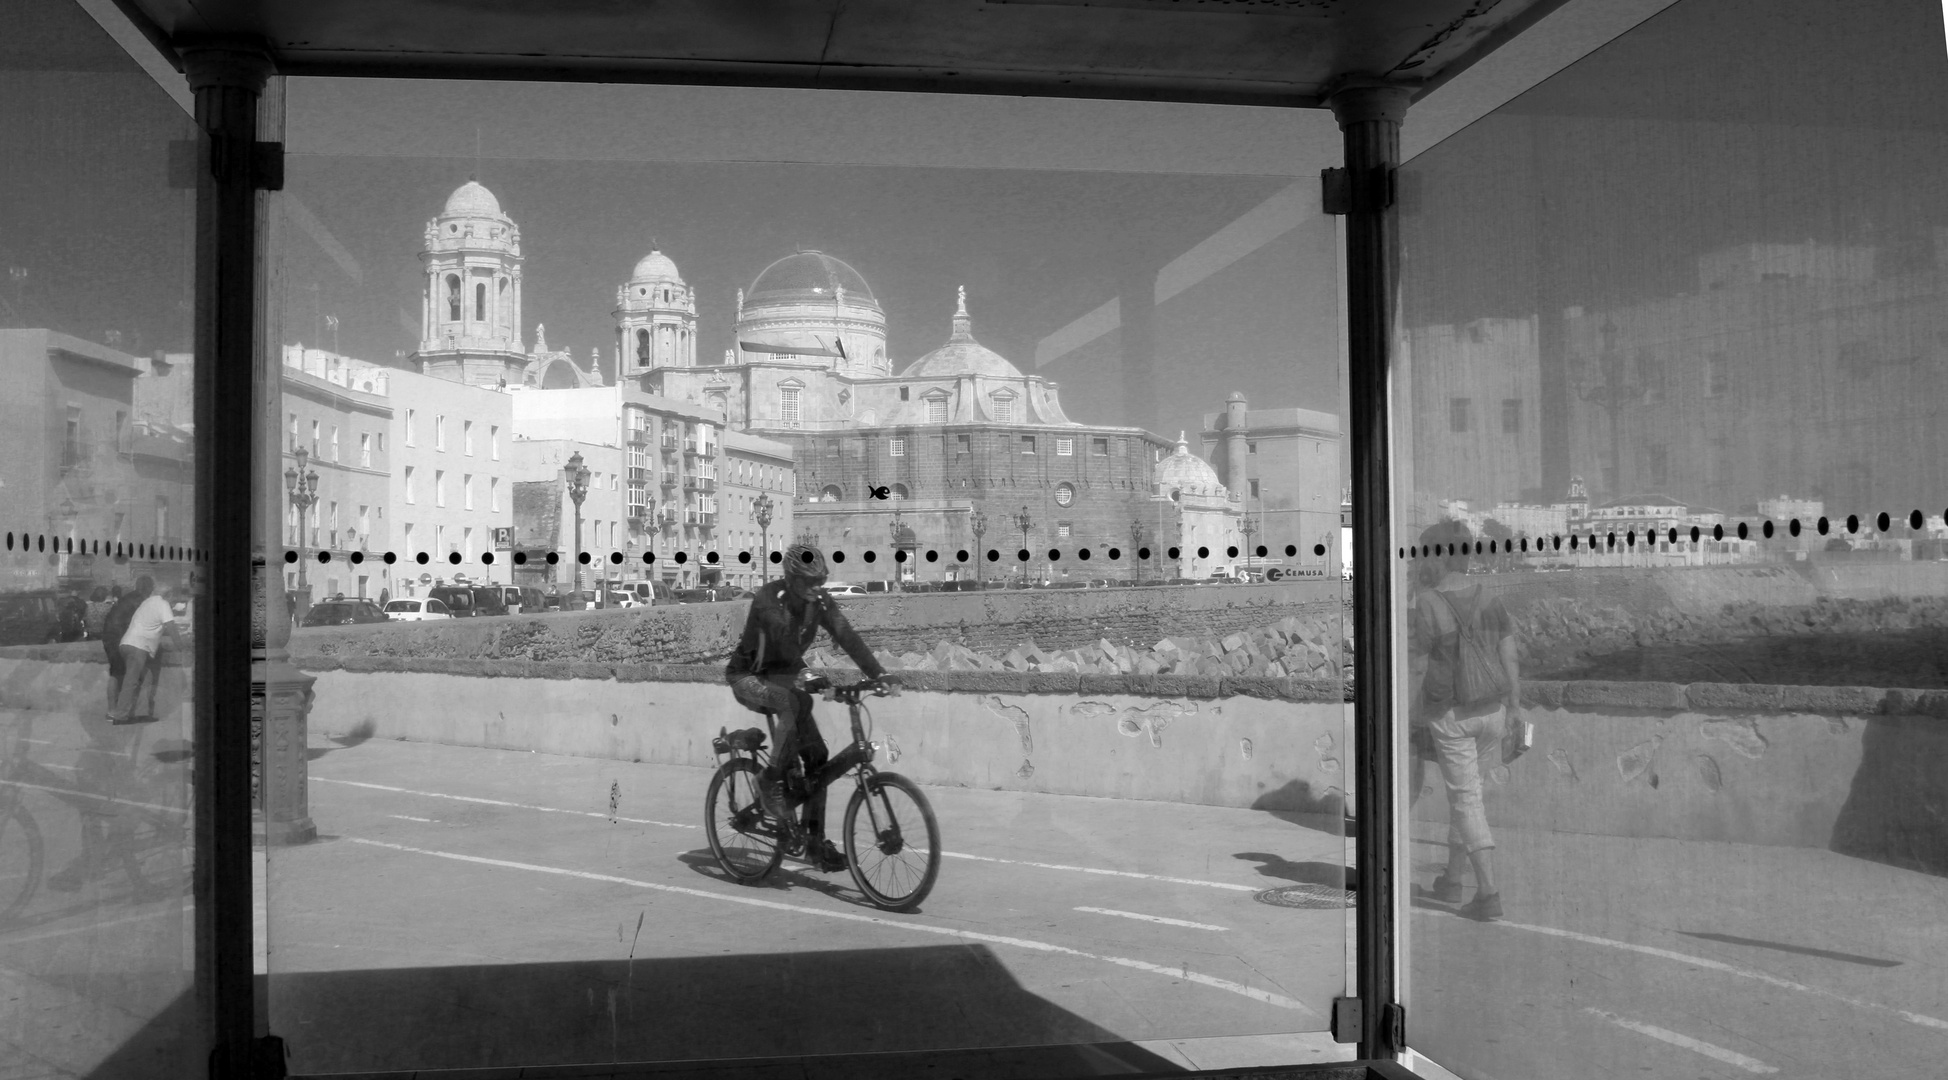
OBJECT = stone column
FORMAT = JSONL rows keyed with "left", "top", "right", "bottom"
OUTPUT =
{"left": 1330, "top": 79, "right": 1412, "bottom": 1062}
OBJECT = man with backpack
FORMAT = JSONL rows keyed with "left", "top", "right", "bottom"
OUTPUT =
{"left": 1408, "top": 520, "right": 1527, "bottom": 920}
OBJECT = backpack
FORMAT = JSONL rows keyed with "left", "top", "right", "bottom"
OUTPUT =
{"left": 1437, "top": 587, "right": 1509, "bottom": 708}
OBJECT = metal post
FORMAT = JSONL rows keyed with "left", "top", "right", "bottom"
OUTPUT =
{"left": 182, "top": 39, "right": 281, "bottom": 1079}
{"left": 1329, "top": 79, "right": 1412, "bottom": 1063}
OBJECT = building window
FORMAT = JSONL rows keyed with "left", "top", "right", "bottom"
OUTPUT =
{"left": 991, "top": 392, "right": 1015, "bottom": 423}
{"left": 820, "top": 484, "right": 843, "bottom": 502}
{"left": 927, "top": 396, "right": 948, "bottom": 423}
{"left": 446, "top": 275, "right": 461, "bottom": 321}
{"left": 358, "top": 505, "right": 370, "bottom": 535}
{"left": 435, "top": 470, "right": 446, "bottom": 507}
{"left": 435, "top": 415, "right": 446, "bottom": 451}
{"left": 891, "top": 483, "right": 909, "bottom": 501}
{"left": 1020, "top": 435, "right": 1036, "bottom": 455}
{"left": 288, "top": 411, "right": 298, "bottom": 450}
{"left": 360, "top": 432, "right": 372, "bottom": 467}
{"left": 1449, "top": 397, "right": 1472, "bottom": 433}
{"left": 463, "top": 526, "right": 473, "bottom": 558}
{"left": 405, "top": 465, "right": 416, "bottom": 503}
{"left": 1054, "top": 482, "right": 1076, "bottom": 507}
{"left": 1502, "top": 398, "right": 1522, "bottom": 434}
{"left": 61, "top": 407, "right": 80, "bottom": 472}
{"left": 475, "top": 281, "right": 487, "bottom": 321}
{"left": 490, "top": 425, "right": 499, "bottom": 460}
{"left": 890, "top": 437, "right": 906, "bottom": 457}
{"left": 331, "top": 426, "right": 340, "bottom": 462}
{"left": 464, "top": 420, "right": 474, "bottom": 455}
{"left": 310, "top": 420, "right": 320, "bottom": 456}
{"left": 1092, "top": 437, "right": 1109, "bottom": 456}
{"left": 1056, "top": 523, "right": 1072, "bottom": 539}
{"left": 403, "top": 522, "right": 414, "bottom": 555}
{"left": 463, "top": 474, "right": 473, "bottom": 510}
{"left": 1249, "top": 479, "right": 1260, "bottom": 498}
{"left": 405, "top": 409, "right": 416, "bottom": 446}
{"left": 956, "top": 433, "right": 970, "bottom": 455}
{"left": 780, "top": 386, "right": 802, "bottom": 428}
{"left": 1249, "top": 441, "right": 1258, "bottom": 454}
{"left": 156, "top": 496, "right": 169, "bottom": 541}
{"left": 1056, "top": 437, "right": 1074, "bottom": 456}
{"left": 899, "top": 386, "right": 910, "bottom": 401}
{"left": 434, "top": 524, "right": 445, "bottom": 554}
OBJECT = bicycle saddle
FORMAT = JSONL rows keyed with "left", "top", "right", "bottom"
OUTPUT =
{"left": 725, "top": 727, "right": 768, "bottom": 751}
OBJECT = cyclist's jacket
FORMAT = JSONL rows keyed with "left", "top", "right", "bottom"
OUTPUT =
{"left": 725, "top": 580, "right": 886, "bottom": 683}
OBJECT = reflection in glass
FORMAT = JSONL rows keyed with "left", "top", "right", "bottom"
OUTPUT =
{"left": 1395, "top": 1, "right": 1948, "bottom": 1077}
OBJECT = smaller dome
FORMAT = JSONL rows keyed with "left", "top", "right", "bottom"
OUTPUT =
{"left": 899, "top": 289, "right": 1024, "bottom": 378}
{"left": 1155, "top": 433, "right": 1226, "bottom": 498}
{"left": 443, "top": 180, "right": 503, "bottom": 218}
{"left": 631, "top": 250, "right": 681, "bottom": 283}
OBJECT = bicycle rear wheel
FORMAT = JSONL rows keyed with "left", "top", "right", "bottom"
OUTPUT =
{"left": 844, "top": 772, "right": 940, "bottom": 911}
{"left": 705, "top": 758, "right": 783, "bottom": 883}
{"left": 0, "top": 803, "right": 44, "bottom": 925}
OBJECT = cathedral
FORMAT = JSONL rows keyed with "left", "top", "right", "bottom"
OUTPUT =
{"left": 413, "top": 180, "right": 1244, "bottom": 581}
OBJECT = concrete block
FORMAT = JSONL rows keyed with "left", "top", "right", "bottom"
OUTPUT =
{"left": 1686, "top": 681, "right": 1883, "bottom": 716}
{"left": 1881, "top": 688, "right": 1948, "bottom": 717}
{"left": 1563, "top": 680, "right": 1687, "bottom": 711}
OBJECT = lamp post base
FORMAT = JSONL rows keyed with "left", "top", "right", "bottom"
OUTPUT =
{"left": 251, "top": 654, "right": 317, "bottom": 846}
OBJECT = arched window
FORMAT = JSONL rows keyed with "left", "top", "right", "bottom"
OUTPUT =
{"left": 820, "top": 484, "right": 842, "bottom": 502}
{"left": 636, "top": 329, "right": 651, "bottom": 364}
{"left": 475, "top": 282, "right": 487, "bottom": 321}
{"left": 446, "top": 275, "right": 461, "bottom": 321}
{"left": 891, "top": 483, "right": 909, "bottom": 501}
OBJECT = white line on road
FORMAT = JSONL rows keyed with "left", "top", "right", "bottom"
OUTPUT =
{"left": 1424, "top": 909, "right": 1948, "bottom": 1033}
{"left": 313, "top": 777, "right": 698, "bottom": 829}
{"left": 943, "top": 851, "right": 1259, "bottom": 892}
{"left": 0, "top": 778, "right": 185, "bottom": 816}
{"left": 388, "top": 814, "right": 434, "bottom": 823}
{"left": 1581, "top": 1008, "right": 1779, "bottom": 1074}
{"left": 1075, "top": 906, "right": 1228, "bottom": 931}
{"left": 0, "top": 904, "right": 188, "bottom": 948}
{"left": 347, "top": 837, "right": 1317, "bottom": 1019}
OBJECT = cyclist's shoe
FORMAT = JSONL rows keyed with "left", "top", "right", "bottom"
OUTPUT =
{"left": 757, "top": 777, "right": 791, "bottom": 825}
{"left": 808, "top": 838, "right": 848, "bottom": 873}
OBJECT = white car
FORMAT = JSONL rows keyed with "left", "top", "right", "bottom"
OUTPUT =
{"left": 384, "top": 598, "right": 454, "bottom": 622}
{"left": 823, "top": 583, "right": 868, "bottom": 597}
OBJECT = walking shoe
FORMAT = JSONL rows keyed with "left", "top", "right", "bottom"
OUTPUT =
{"left": 808, "top": 838, "right": 848, "bottom": 873}
{"left": 1457, "top": 891, "right": 1503, "bottom": 921}
{"left": 1430, "top": 875, "right": 1465, "bottom": 904}
{"left": 756, "top": 778, "right": 791, "bottom": 825}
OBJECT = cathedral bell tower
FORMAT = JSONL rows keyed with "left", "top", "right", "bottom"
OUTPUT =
{"left": 416, "top": 179, "right": 528, "bottom": 387}
{"left": 614, "top": 247, "right": 697, "bottom": 378}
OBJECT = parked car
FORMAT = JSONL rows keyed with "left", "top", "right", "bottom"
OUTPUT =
{"left": 425, "top": 585, "right": 478, "bottom": 617}
{"left": 822, "top": 583, "right": 868, "bottom": 597}
{"left": 863, "top": 580, "right": 894, "bottom": 594}
{"left": 628, "top": 580, "right": 676, "bottom": 606}
{"left": 0, "top": 590, "right": 67, "bottom": 646}
{"left": 300, "top": 600, "right": 391, "bottom": 627}
{"left": 383, "top": 598, "right": 453, "bottom": 622}
{"left": 601, "top": 588, "right": 639, "bottom": 608}
{"left": 672, "top": 587, "right": 714, "bottom": 604}
{"left": 467, "top": 586, "right": 509, "bottom": 616}
{"left": 498, "top": 585, "right": 547, "bottom": 615}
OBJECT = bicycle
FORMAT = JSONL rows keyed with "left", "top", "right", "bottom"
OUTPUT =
{"left": 704, "top": 674, "right": 941, "bottom": 911}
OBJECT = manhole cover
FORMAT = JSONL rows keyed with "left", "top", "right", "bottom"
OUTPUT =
{"left": 1255, "top": 883, "right": 1355, "bottom": 909}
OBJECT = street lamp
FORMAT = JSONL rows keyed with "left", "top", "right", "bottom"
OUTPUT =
{"left": 1014, "top": 505, "right": 1033, "bottom": 585}
{"left": 753, "top": 492, "right": 774, "bottom": 584}
{"left": 284, "top": 446, "right": 320, "bottom": 602}
{"left": 566, "top": 450, "right": 590, "bottom": 607}
{"left": 1130, "top": 519, "right": 1144, "bottom": 584}
{"left": 969, "top": 510, "right": 987, "bottom": 584}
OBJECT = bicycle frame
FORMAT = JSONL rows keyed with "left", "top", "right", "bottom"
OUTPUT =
{"left": 710, "top": 679, "right": 897, "bottom": 829}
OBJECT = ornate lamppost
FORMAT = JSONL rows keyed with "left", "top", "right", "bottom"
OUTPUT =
{"left": 566, "top": 450, "right": 590, "bottom": 607}
{"left": 284, "top": 445, "right": 319, "bottom": 619}
{"left": 1130, "top": 519, "right": 1145, "bottom": 584}
{"left": 969, "top": 510, "right": 987, "bottom": 585}
{"left": 1014, "top": 505, "right": 1033, "bottom": 585}
{"left": 753, "top": 492, "right": 774, "bottom": 584}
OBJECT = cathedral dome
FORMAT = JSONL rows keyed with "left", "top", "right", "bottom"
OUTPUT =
{"left": 631, "top": 249, "right": 681, "bottom": 283}
{"left": 1155, "top": 433, "right": 1226, "bottom": 499}
{"left": 443, "top": 180, "right": 503, "bottom": 218}
{"left": 901, "top": 289, "right": 1023, "bottom": 378}
{"left": 747, "top": 251, "right": 878, "bottom": 308}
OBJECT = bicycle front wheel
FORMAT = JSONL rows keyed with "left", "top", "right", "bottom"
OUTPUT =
{"left": 705, "top": 758, "right": 783, "bottom": 884}
{"left": 844, "top": 772, "right": 940, "bottom": 911}
{"left": 0, "top": 804, "right": 44, "bottom": 926}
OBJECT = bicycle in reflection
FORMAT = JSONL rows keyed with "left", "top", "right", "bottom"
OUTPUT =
{"left": 705, "top": 674, "right": 940, "bottom": 911}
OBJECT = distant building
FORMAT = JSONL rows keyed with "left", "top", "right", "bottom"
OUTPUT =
{"left": 1200, "top": 392, "right": 1342, "bottom": 574}
{"left": 280, "top": 346, "right": 395, "bottom": 600}
{"left": 1398, "top": 315, "right": 1543, "bottom": 530}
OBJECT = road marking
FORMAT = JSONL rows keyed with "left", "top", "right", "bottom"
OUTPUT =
{"left": 1425, "top": 908, "right": 1948, "bottom": 1032}
{"left": 1581, "top": 1008, "right": 1778, "bottom": 1074}
{"left": 313, "top": 777, "right": 698, "bottom": 829}
{"left": 347, "top": 837, "right": 1317, "bottom": 1018}
{"left": 1075, "top": 906, "right": 1228, "bottom": 931}
{"left": 0, "top": 778, "right": 185, "bottom": 817}
{"left": 388, "top": 814, "right": 434, "bottom": 823}
{"left": 943, "top": 851, "right": 1258, "bottom": 892}
{"left": 0, "top": 904, "right": 188, "bottom": 948}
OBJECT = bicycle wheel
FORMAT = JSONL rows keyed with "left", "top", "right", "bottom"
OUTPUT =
{"left": 0, "top": 804, "right": 45, "bottom": 925}
{"left": 844, "top": 772, "right": 940, "bottom": 911}
{"left": 705, "top": 758, "right": 783, "bottom": 884}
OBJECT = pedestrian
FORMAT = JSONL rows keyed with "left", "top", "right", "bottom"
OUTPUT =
{"left": 106, "top": 575, "right": 176, "bottom": 724}
{"left": 83, "top": 586, "right": 112, "bottom": 640}
{"left": 101, "top": 583, "right": 143, "bottom": 712}
{"left": 1408, "top": 519, "right": 1524, "bottom": 921}
{"left": 377, "top": 587, "right": 390, "bottom": 609}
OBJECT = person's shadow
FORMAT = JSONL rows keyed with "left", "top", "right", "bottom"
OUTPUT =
{"left": 1233, "top": 852, "right": 1357, "bottom": 891}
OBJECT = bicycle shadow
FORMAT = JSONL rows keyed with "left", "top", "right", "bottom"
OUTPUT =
{"left": 674, "top": 847, "right": 882, "bottom": 909}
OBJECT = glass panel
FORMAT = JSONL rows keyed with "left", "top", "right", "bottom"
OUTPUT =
{"left": 0, "top": 0, "right": 204, "bottom": 1074}
{"left": 1394, "top": 1, "right": 1948, "bottom": 1077}
{"left": 263, "top": 80, "right": 1351, "bottom": 1072}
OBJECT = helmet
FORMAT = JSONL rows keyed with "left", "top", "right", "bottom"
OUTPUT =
{"left": 781, "top": 544, "right": 829, "bottom": 580}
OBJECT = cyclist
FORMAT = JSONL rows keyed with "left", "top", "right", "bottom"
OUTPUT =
{"left": 726, "top": 543, "right": 896, "bottom": 872}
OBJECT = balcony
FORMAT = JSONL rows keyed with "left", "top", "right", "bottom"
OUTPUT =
{"left": 659, "top": 473, "right": 679, "bottom": 489}
{"left": 659, "top": 433, "right": 679, "bottom": 451}
{"left": 628, "top": 464, "right": 650, "bottom": 479}
{"left": 685, "top": 509, "right": 716, "bottom": 527}
{"left": 627, "top": 428, "right": 650, "bottom": 445}
{"left": 683, "top": 438, "right": 715, "bottom": 457}
{"left": 684, "top": 475, "right": 717, "bottom": 493}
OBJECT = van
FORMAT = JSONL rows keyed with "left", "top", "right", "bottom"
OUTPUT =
{"left": 469, "top": 586, "right": 509, "bottom": 617}
{"left": 500, "top": 585, "right": 547, "bottom": 614}
{"left": 629, "top": 580, "right": 675, "bottom": 606}
{"left": 425, "top": 584, "right": 477, "bottom": 617}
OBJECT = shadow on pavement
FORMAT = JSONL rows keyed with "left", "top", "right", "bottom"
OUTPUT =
{"left": 1830, "top": 713, "right": 1948, "bottom": 878}
{"left": 256, "top": 945, "right": 1186, "bottom": 1075}
{"left": 1233, "top": 852, "right": 1356, "bottom": 891}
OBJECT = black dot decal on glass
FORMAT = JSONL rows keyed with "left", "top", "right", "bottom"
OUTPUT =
{"left": 1074, "top": 548, "right": 1089, "bottom": 561}
{"left": 895, "top": 550, "right": 907, "bottom": 563}
{"left": 545, "top": 552, "right": 558, "bottom": 565}
{"left": 675, "top": 551, "right": 689, "bottom": 564}
{"left": 705, "top": 551, "right": 719, "bottom": 565}
{"left": 1789, "top": 519, "right": 1801, "bottom": 537}
{"left": 925, "top": 550, "right": 939, "bottom": 563}
{"left": 1047, "top": 549, "right": 1061, "bottom": 562}
{"left": 800, "top": 550, "right": 815, "bottom": 564}
{"left": 737, "top": 551, "right": 752, "bottom": 564}
{"left": 1762, "top": 521, "right": 1774, "bottom": 539}
{"left": 770, "top": 551, "right": 783, "bottom": 564}
{"left": 1712, "top": 525, "right": 1724, "bottom": 541}
{"left": 1552, "top": 536, "right": 1561, "bottom": 550}
{"left": 1285, "top": 545, "right": 1298, "bottom": 558}
{"left": 1690, "top": 527, "right": 1701, "bottom": 543}
{"left": 1736, "top": 522, "right": 1748, "bottom": 540}
{"left": 832, "top": 551, "right": 846, "bottom": 564}
{"left": 1521, "top": 538, "right": 1530, "bottom": 552}
{"left": 986, "top": 549, "right": 999, "bottom": 562}
{"left": 643, "top": 551, "right": 656, "bottom": 563}
{"left": 1569, "top": 536, "right": 1579, "bottom": 550}
{"left": 512, "top": 552, "right": 526, "bottom": 565}
{"left": 576, "top": 551, "right": 590, "bottom": 565}
{"left": 448, "top": 552, "right": 462, "bottom": 564}
{"left": 1016, "top": 549, "right": 1029, "bottom": 562}
{"left": 1108, "top": 547, "right": 1122, "bottom": 560}
{"left": 384, "top": 552, "right": 397, "bottom": 565}
{"left": 317, "top": 551, "right": 330, "bottom": 563}
{"left": 1168, "top": 547, "right": 1181, "bottom": 559}
{"left": 1817, "top": 517, "right": 1830, "bottom": 535}
{"left": 1138, "top": 547, "right": 1151, "bottom": 560}
{"left": 1846, "top": 514, "right": 1859, "bottom": 534}
{"left": 863, "top": 550, "right": 876, "bottom": 563}
{"left": 1196, "top": 546, "right": 1209, "bottom": 559}
{"left": 953, "top": 550, "right": 967, "bottom": 562}
{"left": 418, "top": 552, "right": 432, "bottom": 565}
{"left": 284, "top": 550, "right": 297, "bottom": 564}
{"left": 1226, "top": 546, "right": 1239, "bottom": 559}
{"left": 1314, "top": 543, "right": 1327, "bottom": 557}
{"left": 612, "top": 552, "right": 626, "bottom": 565}
{"left": 1255, "top": 545, "right": 1268, "bottom": 558}
{"left": 1911, "top": 510, "right": 1925, "bottom": 531}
